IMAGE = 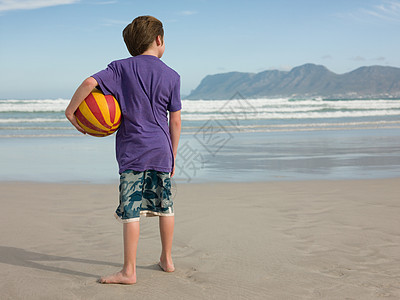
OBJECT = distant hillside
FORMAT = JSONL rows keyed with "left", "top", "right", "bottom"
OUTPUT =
{"left": 186, "top": 64, "right": 400, "bottom": 99}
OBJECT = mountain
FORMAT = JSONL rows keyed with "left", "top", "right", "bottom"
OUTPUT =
{"left": 186, "top": 64, "right": 400, "bottom": 99}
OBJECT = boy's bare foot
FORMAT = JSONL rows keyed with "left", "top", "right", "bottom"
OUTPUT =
{"left": 98, "top": 270, "right": 136, "bottom": 284}
{"left": 158, "top": 260, "right": 175, "bottom": 272}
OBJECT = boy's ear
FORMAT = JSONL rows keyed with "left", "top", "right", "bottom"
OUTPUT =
{"left": 156, "top": 35, "right": 163, "bottom": 46}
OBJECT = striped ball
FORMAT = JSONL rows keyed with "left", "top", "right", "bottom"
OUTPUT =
{"left": 75, "top": 89, "right": 121, "bottom": 137}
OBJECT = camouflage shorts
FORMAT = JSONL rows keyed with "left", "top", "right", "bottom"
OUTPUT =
{"left": 114, "top": 170, "right": 174, "bottom": 223}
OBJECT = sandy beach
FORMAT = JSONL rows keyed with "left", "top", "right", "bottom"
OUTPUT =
{"left": 1, "top": 178, "right": 399, "bottom": 299}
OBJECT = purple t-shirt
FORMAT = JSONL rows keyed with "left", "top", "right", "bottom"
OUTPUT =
{"left": 92, "top": 55, "right": 181, "bottom": 174}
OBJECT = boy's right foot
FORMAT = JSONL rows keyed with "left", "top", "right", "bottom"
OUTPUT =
{"left": 98, "top": 270, "right": 136, "bottom": 284}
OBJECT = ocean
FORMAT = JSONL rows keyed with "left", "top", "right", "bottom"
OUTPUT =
{"left": 1, "top": 97, "right": 400, "bottom": 183}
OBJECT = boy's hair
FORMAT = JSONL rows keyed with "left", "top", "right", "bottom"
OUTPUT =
{"left": 123, "top": 16, "right": 164, "bottom": 56}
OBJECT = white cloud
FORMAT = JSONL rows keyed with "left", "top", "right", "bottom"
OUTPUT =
{"left": 0, "top": 0, "right": 79, "bottom": 12}
{"left": 267, "top": 65, "right": 292, "bottom": 72}
{"left": 338, "top": 0, "right": 400, "bottom": 24}
{"left": 178, "top": 10, "right": 197, "bottom": 16}
{"left": 361, "top": 0, "right": 400, "bottom": 22}
{"left": 351, "top": 56, "right": 367, "bottom": 61}
{"left": 103, "top": 18, "right": 129, "bottom": 26}
{"left": 92, "top": 0, "right": 117, "bottom": 4}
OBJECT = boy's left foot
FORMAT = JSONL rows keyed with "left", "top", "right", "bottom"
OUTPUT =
{"left": 98, "top": 270, "right": 136, "bottom": 284}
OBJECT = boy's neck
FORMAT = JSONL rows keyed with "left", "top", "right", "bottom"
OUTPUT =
{"left": 140, "top": 36, "right": 164, "bottom": 58}
{"left": 141, "top": 48, "right": 160, "bottom": 58}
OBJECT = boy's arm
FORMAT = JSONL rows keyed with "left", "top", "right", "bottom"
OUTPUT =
{"left": 169, "top": 110, "right": 181, "bottom": 177}
{"left": 65, "top": 77, "right": 98, "bottom": 134}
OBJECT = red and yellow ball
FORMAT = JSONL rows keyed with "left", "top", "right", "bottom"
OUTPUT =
{"left": 75, "top": 89, "right": 121, "bottom": 137}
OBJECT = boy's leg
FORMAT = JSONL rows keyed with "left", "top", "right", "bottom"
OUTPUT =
{"left": 99, "top": 222, "right": 139, "bottom": 284}
{"left": 159, "top": 215, "right": 175, "bottom": 272}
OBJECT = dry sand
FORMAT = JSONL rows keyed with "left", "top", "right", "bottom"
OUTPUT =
{"left": 1, "top": 178, "right": 400, "bottom": 299}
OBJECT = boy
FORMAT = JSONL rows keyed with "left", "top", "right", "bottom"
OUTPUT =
{"left": 65, "top": 16, "right": 181, "bottom": 284}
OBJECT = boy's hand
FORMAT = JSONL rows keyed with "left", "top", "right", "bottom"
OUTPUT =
{"left": 170, "top": 165, "right": 176, "bottom": 177}
{"left": 65, "top": 110, "right": 86, "bottom": 134}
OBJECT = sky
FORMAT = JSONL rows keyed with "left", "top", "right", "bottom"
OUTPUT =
{"left": 1, "top": 0, "right": 400, "bottom": 99}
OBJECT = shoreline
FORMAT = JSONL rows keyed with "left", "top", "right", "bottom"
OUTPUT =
{"left": 1, "top": 173, "right": 400, "bottom": 186}
{"left": 1, "top": 173, "right": 400, "bottom": 183}
{"left": 1, "top": 178, "right": 399, "bottom": 299}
